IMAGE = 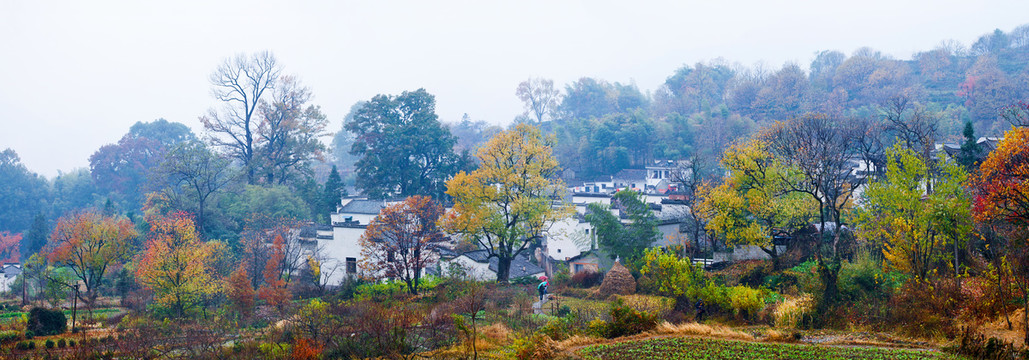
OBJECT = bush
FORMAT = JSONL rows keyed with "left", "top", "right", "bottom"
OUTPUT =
{"left": 57, "top": 338, "right": 66, "bottom": 348}
{"left": 68, "top": 339, "right": 76, "bottom": 347}
{"left": 45, "top": 339, "right": 55, "bottom": 348}
{"left": 15, "top": 341, "right": 31, "bottom": 350}
{"left": 27, "top": 307, "right": 67, "bottom": 336}
{"left": 570, "top": 271, "right": 604, "bottom": 288}
{"left": 514, "top": 333, "right": 558, "bottom": 360}
{"left": 727, "top": 286, "right": 765, "bottom": 319}
{"left": 601, "top": 299, "right": 658, "bottom": 338}
{"left": 28, "top": 340, "right": 35, "bottom": 349}
{"left": 0, "top": 329, "right": 22, "bottom": 343}
{"left": 539, "top": 317, "right": 573, "bottom": 341}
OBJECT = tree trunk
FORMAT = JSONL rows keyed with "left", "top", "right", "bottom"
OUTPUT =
{"left": 495, "top": 257, "right": 512, "bottom": 283}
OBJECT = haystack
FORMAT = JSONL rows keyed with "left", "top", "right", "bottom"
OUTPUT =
{"left": 597, "top": 262, "right": 636, "bottom": 298}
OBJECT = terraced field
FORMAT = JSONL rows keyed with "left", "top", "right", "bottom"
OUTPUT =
{"left": 579, "top": 336, "right": 967, "bottom": 360}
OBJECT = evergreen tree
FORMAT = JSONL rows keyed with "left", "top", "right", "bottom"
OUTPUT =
{"left": 323, "top": 165, "right": 345, "bottom": 216}
{"left": 958, "top": 121, "right": 983, "bottom": 171}
{"left": 22, "top": 213, "right": 47, "bottom": 257}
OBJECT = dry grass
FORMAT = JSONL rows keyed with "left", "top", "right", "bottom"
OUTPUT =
{"left": 555, "top": 335, "right": 607, "bottom": 350}
{"left": 773, "top": 293, "right": 813, "bottom": 329}
{"left": 481, "top": 322, "right": 512, "bottom": 341}
{"left": 765, "top": 329, "right": 800, "bottom": 343}
{"left": 616, "top": 294, "right": 674, "bottom": 316}
{"left": 978, "top": 307, "right": 1028, "bottom": 348}
{"left": 653, "top": 321, "right": 755, "bottom": 341}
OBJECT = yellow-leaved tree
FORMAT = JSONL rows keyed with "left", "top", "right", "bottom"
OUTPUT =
{"left": 136, "top": 211, "right": 224, "bottom": 317}
{"left": 697, "top": 137, "right": 815, "bottom": 268}
{"left": 443, "top": 124, "right": 572, "bottom": 282}
{"left": 857, "top": 144, "right": 970, "bottom": 280}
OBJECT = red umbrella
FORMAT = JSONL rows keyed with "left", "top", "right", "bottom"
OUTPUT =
{"left": 539, "top": 275, "right": 548, "bottom": 281}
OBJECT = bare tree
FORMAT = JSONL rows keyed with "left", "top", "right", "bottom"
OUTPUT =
{"left": 516, "top": 78, "right": 561, "bottom": 124}
{"left": 763, "top": 113, "right": 864, "bottom": 315}
{"left": 154, "top": 141, "right": 235, "bottom": 234}
{"left": 672, "top": 155, "right": 715, "bottom": 258}
{"left": 200, "top": 51, "right": 280, "bottom": 185}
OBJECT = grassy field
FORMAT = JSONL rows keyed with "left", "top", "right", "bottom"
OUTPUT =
{"left": 579, "top": 336, "right": 968, "bottom": 360}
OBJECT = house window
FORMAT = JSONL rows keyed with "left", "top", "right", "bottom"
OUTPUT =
{"left": 574, "top": 264, "right": 584, "bottom": 273}
{"left": 387, "top": 251, "right": 395, "bottom": 262}
{"left": 557, "top": 249, "right": 561, "bottom": 253}
{"left": 346, "top": 257, "right": 357, "bottom": 274}
{"left": 585, "top": 229, "right": 590, "bottom": 234}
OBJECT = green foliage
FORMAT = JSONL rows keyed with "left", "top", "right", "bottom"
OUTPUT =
{"left": 0, "top": 330, "right": 22, "bottom": 343}
{"left": 856, "top": 144, "right": 971, "bottom": 279}
{"left": 539, "top": 317, "right": 573, "bottom": 341}
{"left": 726, "top": 286, "right": 764, "bottom": 318}
{"left": 27, "top": 307, "right": 66, "bottom": 336}
{"left": 57, "top": 338, "right": 66, "bottom": 348}
{"left": 587, "top": 190, "right": 660, "bottom": 263}
{"left": 353, "top": 277, "right": 442, "bottom": 301}
{"left": 638, "top": 247, "right": 708, "bottom": 299}
{"left": 591, "top": 299, "right": 659, "bottom": 338}
{"left": 45, "top": 339, "right": 54, "bottom": 348}
{"left": 346, "top": 88, "right": 472, "bottom": 200}
{"left": 228, "top": 185, "right": 311, "bottom": 223}
{"left": 0, "top": 149, "right": 49, "bottom": 233}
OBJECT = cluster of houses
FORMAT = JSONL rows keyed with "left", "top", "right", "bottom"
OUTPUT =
{"left": 305, "top": 133, "right": 1004, "bottom": 287}
{"left": 303, "top": 159, "right": 720, "bottom": 286}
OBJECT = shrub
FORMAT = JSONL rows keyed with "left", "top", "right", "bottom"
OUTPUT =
{"left": 28, "top": 340, "right": 35, "bottom": 349}
{"left": 57, "top": 338, "right": 66, "bottom": 348}
{"left": 514, "top": 333, "right": 558, "bottom": 360}
{"left": 601, "top": 299, "right": 658, "bottom": 338}
{"left": 15, "top": 341, "right": 30, "bottom": 350}
{"left": 45, "top": 339, "right": 55, "bottom": 348}
{"left": 0, "top": 329, "right": 22, "bottom": 343}
{"left": 27, "top": 307, "right": 67, "bottom": 336}
{"left": 68, "top": 339, "right": 76, "bottom": 347}
{"left": 539, "top": 318, "right": 573, "bottom": 341}
{"left": 727, "top": 286, "right": 764, "bottom": 319}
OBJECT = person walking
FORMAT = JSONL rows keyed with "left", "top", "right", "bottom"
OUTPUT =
{"left": 537, "top": 275, "right": 549, "bottom": 302}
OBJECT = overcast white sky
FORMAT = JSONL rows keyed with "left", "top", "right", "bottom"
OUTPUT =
{"left": 1, "top": 0, "right": 1027, "bottom": 177}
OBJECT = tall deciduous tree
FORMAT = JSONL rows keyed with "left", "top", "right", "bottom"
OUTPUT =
{"left": 360, "top": 195, "right": 445, "bottom": 295}
{"left": 44, "top": 211, "right": 137, "bottom": 306}
{"left": 763, "top": 113, "right": 864, "bottom": 316}
{"left": 256, "top": 75, "right": 328, "bottom": 185}
{"left": 154, "top": 141, "right": 234, "bottom": 234}
{"left": 516, "top": 78, "right": 561, "bottom": 124}
{"left": 135, "top": 212, "right": 222, "bottom": 317}
{"left": 22, "top": 213, "right": 48, "bottom": 258}
{"left": 444, "top": 124, "right": 573, "bottom": 282}
{"left": 586, "top": 190, "right": 659, "bottom": 263}
{"left": 201, "top": 51, "right": 280, "bottom": 185}
{"left": 858, "top": 145, "right": 971, "bottom": 279}
{"left": 346, "top": 89, "right": 471, "bottom": 199}
{"left": 973, "top": 126, "right": 1029, "bottom": 229}
{"left": 972, "top": 126, "right": 1029, "bottom": 344}
{"left": 698, "top": 138, "right": 815, "bottom": 268}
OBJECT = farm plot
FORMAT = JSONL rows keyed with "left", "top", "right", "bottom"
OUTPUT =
{"left": 579, "top": 336, "right": 967, "bottom": 360}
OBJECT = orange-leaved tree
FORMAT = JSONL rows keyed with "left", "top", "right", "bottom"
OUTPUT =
{"left": 360, "top": 195, "right": 445, "bottom": 295}
{"left": 258, "top": 234, "right": 291, "bottom": 312}
{"left": 972, "top": 125, "right": 1029, "bottom": 343}
{"left": 135, "top": 211, "right": 223, "bottom": 318}
{"left": 45, "top": 211, "right": 137, "bottom": 307}
{"left": 225, "top": 267, "right": 255, "bottom": 321}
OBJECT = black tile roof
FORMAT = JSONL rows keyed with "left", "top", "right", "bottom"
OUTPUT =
{"left": 338, "top": 200, "right": 387, "bottom": 215}
{"left": 458, "top": 250, "right": 545, "bottom": 278}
